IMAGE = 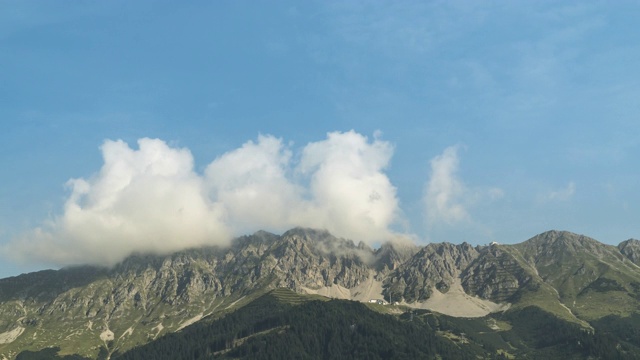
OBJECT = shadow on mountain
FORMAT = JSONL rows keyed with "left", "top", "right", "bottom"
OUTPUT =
{"left": 0, "top": 266, "right": 108, "bottom": 303}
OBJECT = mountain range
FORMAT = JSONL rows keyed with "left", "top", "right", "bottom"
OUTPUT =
{"left": 2, "top": 228, "right": 640, "bottom": 359}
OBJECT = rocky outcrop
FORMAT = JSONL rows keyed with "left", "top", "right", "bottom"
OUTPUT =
{"left": 619, "top": 239, "right": 640, "bottom": 266}
{"left": 374, "top": 241, "right": 420, "bottom": 273}
{"left": 461, "top": 245, "right": 533, "bottom": 302}
{"left": 243, "top": 228, "right": 372, "bottom": 291}
{"left": 383, "top": 242, "right": 478, "bottom": 302}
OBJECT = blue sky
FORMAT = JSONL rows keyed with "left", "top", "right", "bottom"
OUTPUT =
{"left": 1, "top": 1, "right": 639, "bottom": 278}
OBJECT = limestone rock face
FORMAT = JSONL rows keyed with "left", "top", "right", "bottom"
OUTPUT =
{"left": 237, "top": 228, "right": 372, "bottom": 291}
{"left": 384, "top": 242, "right": 479, "bottom": 302}
{"left": 373, "top": 241, "right": 420, "bottom": 273}
{"left": 461, "top": 245, "right": 532, "bottom": 302}
{"left": 619, "top": 239, "right": 640, "bottom": 266}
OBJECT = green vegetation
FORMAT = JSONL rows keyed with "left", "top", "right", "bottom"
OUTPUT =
{"left": 116, "top": 290, "right": 485, "bottom": 360}
{"left": 112, "top": 289, "right": 637, "bottom": 360}
{"left": 591, "top": 313, "right": 640, "bottom": 355}
{"left": 499, "top": 231, "right": 640, "bottom": 323}
{"left": 268, "top": 287, "right": 329, "bottom": 304}
{"left": 15, "top": 347, "right": 89, "bottom": 360}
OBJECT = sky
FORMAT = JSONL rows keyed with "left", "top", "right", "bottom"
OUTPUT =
{"left": 1, "top": 1, "right": 639, "bottom": 278}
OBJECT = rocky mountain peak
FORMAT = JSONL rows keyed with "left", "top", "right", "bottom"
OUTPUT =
{"left": 232, "top": 230, "right": 279, "bottom": 251}
{"left": 619, "top": 239, "right": 640, "bottom": 266}
{"left": 526, "top": 230, "right": 591, "bottom": 246}
{"left": 282, "top": 227, "right": 332, "bottom": 238}
{"left": 517, "top": 230, "right": 607, "bottom": 264}
{"left": 281, "top": 227, "right": 361, "bottom": 254}
{"left": 374, "top": 240, "right": 420, "bottom": 272}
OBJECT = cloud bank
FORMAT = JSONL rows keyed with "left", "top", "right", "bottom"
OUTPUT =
{"left": 9, "top": 138, "right": 231, "bottom": 266}
{"left": 6, "top": 131, "right": 400, "bottom": 266}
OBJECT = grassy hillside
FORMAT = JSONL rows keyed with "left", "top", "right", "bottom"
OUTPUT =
{"left": 107, "top": 288, "right": 634, "bottom": 360}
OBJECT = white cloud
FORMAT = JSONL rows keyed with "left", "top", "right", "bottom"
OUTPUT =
{"left": 424, "top": 146, "right": 469, "bottom": 226}
{"left": 6, "top": 138, "right": 230, "bottom": 267}
{"left": 207, "top": 130, "right": 400, "bottom": 242}
{"left": 422, "top": 146, "right": 506, "bottom": 242}
{"left": 205, "top": 134, "right": 300, "bottom": 233}
{"left": 297, "top": 130, "right": 398, "bottom": 242}
{"left": 542, "top": 181, "right": 576, "bottom": 202}
{"left": 5, "top": 131, "right": 401, "bottom": 267}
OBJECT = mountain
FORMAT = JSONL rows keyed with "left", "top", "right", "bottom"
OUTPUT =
{"left": 384, "top": 242, "right": 479, "bottom": 302}
{"left": 113, "top": 288, "right": 628, "bottom": 360}
{"left": 116, "top": 288, "right": 488, "bottom": 360}
{"left": 619, "top": 239, "right": 640, "bottom": 266}
{"left": 17, "top": 288, "right": 633, "bottom": 360}
{"left": 512, "top": 231, "right": 640, "bottom": 320}
{"left": 1, "top": 228, "right": 640, "bottom": 359}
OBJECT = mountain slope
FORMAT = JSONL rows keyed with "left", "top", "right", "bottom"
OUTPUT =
{"left": 0, "top": 228, "right": 377, "bottom": 359}
{"left": 512, "top": 231, "right": 640, "bottom": 320}
{"left": 116, "top": 289, "right": 633, "bottom": 360}
{"left": 619, "top": 239, "right": 640, "bottom": 266}
{"left": 2, "top": 228, "right": 640, "bottom": 359}
{"left": 117, "top": 288, "right": 490, "bottom": 360}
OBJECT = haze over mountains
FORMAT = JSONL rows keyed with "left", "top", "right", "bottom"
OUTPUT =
{"left": 2, "top": 228, "right": 640, "bottom": 359}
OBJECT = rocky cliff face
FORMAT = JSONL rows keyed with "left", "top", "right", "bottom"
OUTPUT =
{"left": 373, "top": 241, "right": 420, "bottom": 274}
{"left": 619, "top": 239, "right": 640, "bottom": 266}
{"left": 461, "top": 245, "right": 533, "bottom": 302}
{"left": 239, "top": 228, "right": 372, "bottom": 291}
{"left": 383, "top": 242, "right": 478, "bottom": 302}
{"left": 2, "top": 228, "right": 640, "bottom": 359}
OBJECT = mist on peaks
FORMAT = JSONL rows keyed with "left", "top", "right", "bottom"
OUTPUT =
{"left": 5, "top": 131, "right": 402, "bottom": 266}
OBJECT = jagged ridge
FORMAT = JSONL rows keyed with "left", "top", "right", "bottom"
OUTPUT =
{"left": 1, "top": 228, "right": 640, "bottom": 359}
